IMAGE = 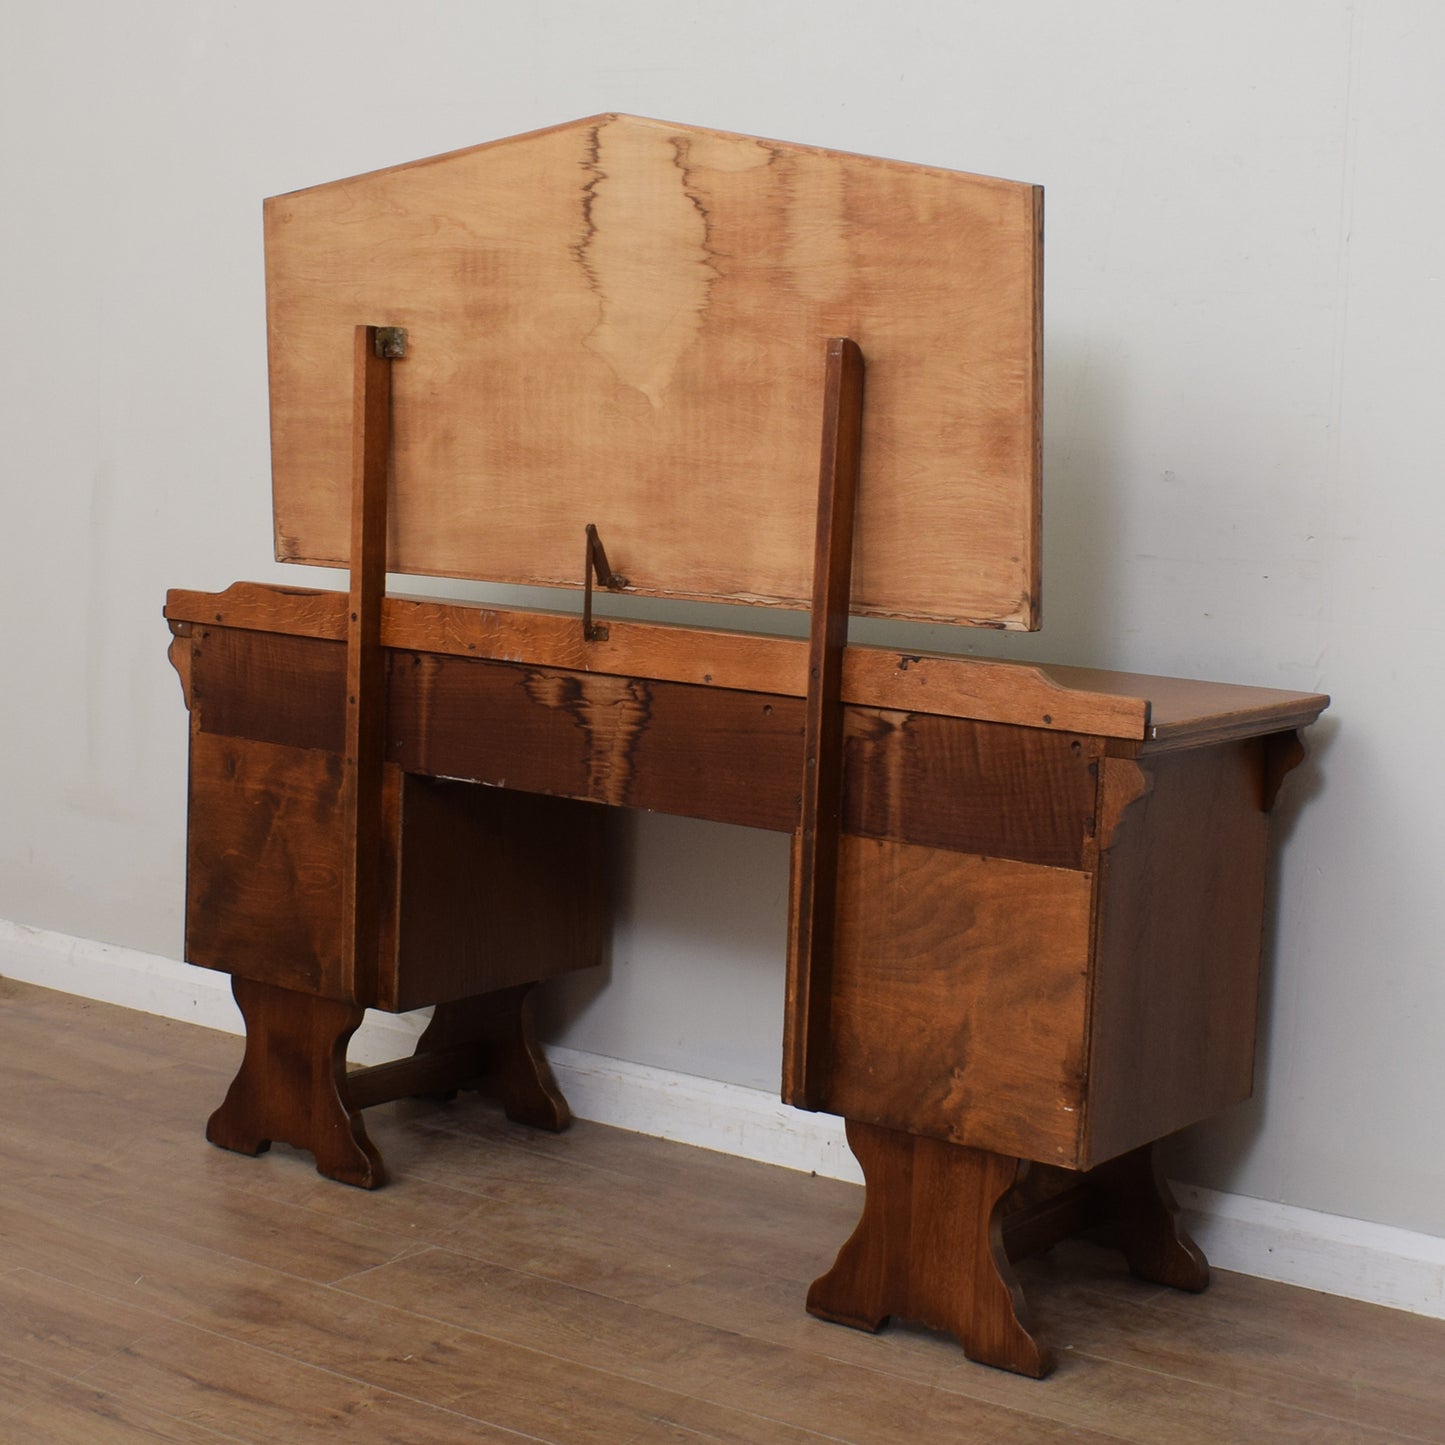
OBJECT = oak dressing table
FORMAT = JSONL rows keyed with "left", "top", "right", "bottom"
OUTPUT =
{"left": 165, "top": 115, "right": 1327, "bottom": 1376}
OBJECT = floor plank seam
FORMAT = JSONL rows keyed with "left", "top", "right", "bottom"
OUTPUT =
{"left": 128, "top": 1315, "right": 563, "bottom": 1445}
{"left": 1054, "top": 1344, "right": 1433, "bottom": 1442}
{"left": 310, "top": 1272, "right": 859, "bottom": 1444}
{"left": 8, "top": 1258, "right": 808, "bottom": 1445}
{"left": 321, "top": 1253, "right": 1108, "bottom": 1442}
{"left": 0, "top": 1341, "right": 248, "bottom": 1443}
{"left": 8, "top": 983, "right": 1445, "bottom": 1443}
{"left": 1046, "top": 1285, "right": 1445, "bottom": 1419}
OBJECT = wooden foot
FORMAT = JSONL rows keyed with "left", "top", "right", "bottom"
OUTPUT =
{"left": 1088, "top": 1144, "right": 1209, "bottom": 1292}
{"left": 412, "top": 984, "right": 570, "bottom": 1131}
{"left": 334, "top": 983, "right": 571, "bottom": 1131}
{"left": 206, "top": 976, "right": 384, "bottom": 1189}
{"left": 808, "top": 1119, "right": 1051, "bottom": 1377}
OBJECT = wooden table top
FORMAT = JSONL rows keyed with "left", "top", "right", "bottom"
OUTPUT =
{"left": 166, "top": 582, "right": 1329, "bottom": 749}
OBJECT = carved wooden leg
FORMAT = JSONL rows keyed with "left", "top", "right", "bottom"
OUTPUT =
{"left": 206, "top": 976, "right": 385, "bottom": 1189}
{"left": 807, "top": 1119, "right": 1052, "bottom": 1377}
{"left": 1088, "top": 1143, "right": 1209, "bottom": 1292}
{"left": 414, "top": 983, "right": 570, "bottom": 1131}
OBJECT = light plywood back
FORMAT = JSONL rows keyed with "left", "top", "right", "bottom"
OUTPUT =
{"left": 266, "top": 114, "right": 1041, "bottom": 627}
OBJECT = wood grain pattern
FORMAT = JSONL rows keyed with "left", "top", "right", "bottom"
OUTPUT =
{"left": 187, "top": 748, "right": 606, "bottom": 1182}
{"left": 785, "top": 336, "right": 864, "bottom": 1109}
{"left": 165, "top": 583, "right": 1154, "bottom": 737}
{"left": 185, "top": 724, "right": 607, "bottom": 1008}
{"left": 206, "top": 976, "right": 383, "bottom": 1188}
{"left": 265, "top": 114, "right": 1042, "bottom": 627}
{"left": 841, "top": 709, "right": 1101, "bottom": 870}
{"left": 185, "top": 624, "right": 1117, "bottom": 869}
{"left": 10, "top": 981, "right": 1442, "bottom": 1441}
{"left": 844, "top": 648, "right": 1148, "bottom": 737}
{"left": 1082, "top": 743, "right": 1274, "bottom": 1166}
{"left": 186, "top": 623, "right": 346, "bottom": 753}
{"left": 1042, "top": 662, "right": 1331, "bottom": 750}
{"left": 826, "top": 837, "right": 1092, "bottom": 1165}
{"left": 387, "top": 778, "right": 608, "bottom": 1011}
{"left": 165, "top": 622, "right": 194, "bottom": 709}
{"left": 387, "top": 650, "right": 806, "bottom": 831}
{"left": 169, "top": 582, "right": 1327, "bottom": 744}
{"left": 185, "top": 733, "right": 350, "bottom": 997}
{"left": 340, "top": 325, "right": 394, "bottom": 1004}
{"left": 807, "top": 1122, "right": 1049, "bottom": 1377}
{"left": 807, "top": 1135, "right": 1205, "bottom": 1377}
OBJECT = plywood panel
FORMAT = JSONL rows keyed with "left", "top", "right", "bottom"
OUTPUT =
{"left": 266, "top": 114, "right": 1041, "bottom": 627}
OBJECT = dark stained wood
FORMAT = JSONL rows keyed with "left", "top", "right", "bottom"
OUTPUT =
{"left": 206, "top": 976, "right": 383, "bottom": 1189}
{"left": 387, "top": 650, "right": 806, "bottom": 831}
{"left": 413, "top": 985, "right": 570, "bottom": 1131}
{"left": 827, "top": 836, "right": 1092, "bottom": 1165}
{"left": 167, "top": 581, "right": 1332, "bottom": 747}
{"left": 207, "top": 974, "right": 579, "bottom": 1185}
{"left": 1082, "top": 743, "right": 1274, "bottom": 1167}
{"left": 842, "top": 709, "right": 1101, "bottom": 870}
{"left": 342, "top": 1038, "right": 494, "bottom": 1112}
{"left": 342, "top": 986, "right": 569, "bottom": 1131}
{"left": 187, "top": 624, "right": 1105, "bottom": 868}
{"left": 175, "top": 613, "right": 1317, "bottom": 1315}
{"left": 807, "top": 1136, "right": 1206, "bottom": 1378}
{"left": 188, "top": 623, "right": 346, "bottom": 752}
{"left": 189, "top": 624, "right": 1103, "bottom": 861}
{"left": 1087, "top": 1144, "right": 1210, "bottom": 1292}
{"left": 388, "top": 778, "right": 608, "bottom": 1011}
{"left": 1000, "top": 1165, "right": 1103, "bottom": 1262}
{"left": 998, "top": 1147, "right": 1209, "bottom": 1294}
{"left": 807, "top": 1120, "right": 1051, "bottom": 1378}
{"left": 785, "top": 336, "right": 865, "bottom": 1111}
{"left": 619, "top": 674, "right": 803, "bottom": 826}
{"left": 165, "top": 581, "right": 1157, "bottom": 737}
{"left": 389, "top": 652, "right": 624, "bottom": 802}
{"left": 188, "top": 742, "right": 605, "bottom": 1181}
{"left": 185, "top": 733, "right": 349, "bottom": 997}
{"left": 1263, "top": 727, "right": 1308, "bottom": 810}
{"left": 340, "top": 324, "right": 395, "bottom": 1005}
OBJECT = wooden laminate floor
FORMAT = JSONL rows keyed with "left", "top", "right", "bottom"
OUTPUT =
{"left": 2, "top": 978, "right": 1442, "bottom": 1443}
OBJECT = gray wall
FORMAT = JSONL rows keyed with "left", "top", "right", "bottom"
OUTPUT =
{"left": 2, "top": 1, "right": 1441, "bottom": 1237}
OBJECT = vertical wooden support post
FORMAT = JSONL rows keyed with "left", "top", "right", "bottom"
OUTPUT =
{"left": 783, "top": 337, "right": 865, "bottom": 1111}
{"left": 340, "top": 324, "right": 398, "bottom": 1004}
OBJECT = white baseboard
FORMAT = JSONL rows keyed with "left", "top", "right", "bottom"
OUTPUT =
{"left": 544, "top": 1044, "right": 862, "bottom": 1184}
{"left": 3, "top": 918, "right": 1441, "bottom": 1321}
{"left": 0, "top": 918, "right": 858, "bottom": 1180}
{"left": 1175, "top": 1183, "right": 1445, "bottom": 1319}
